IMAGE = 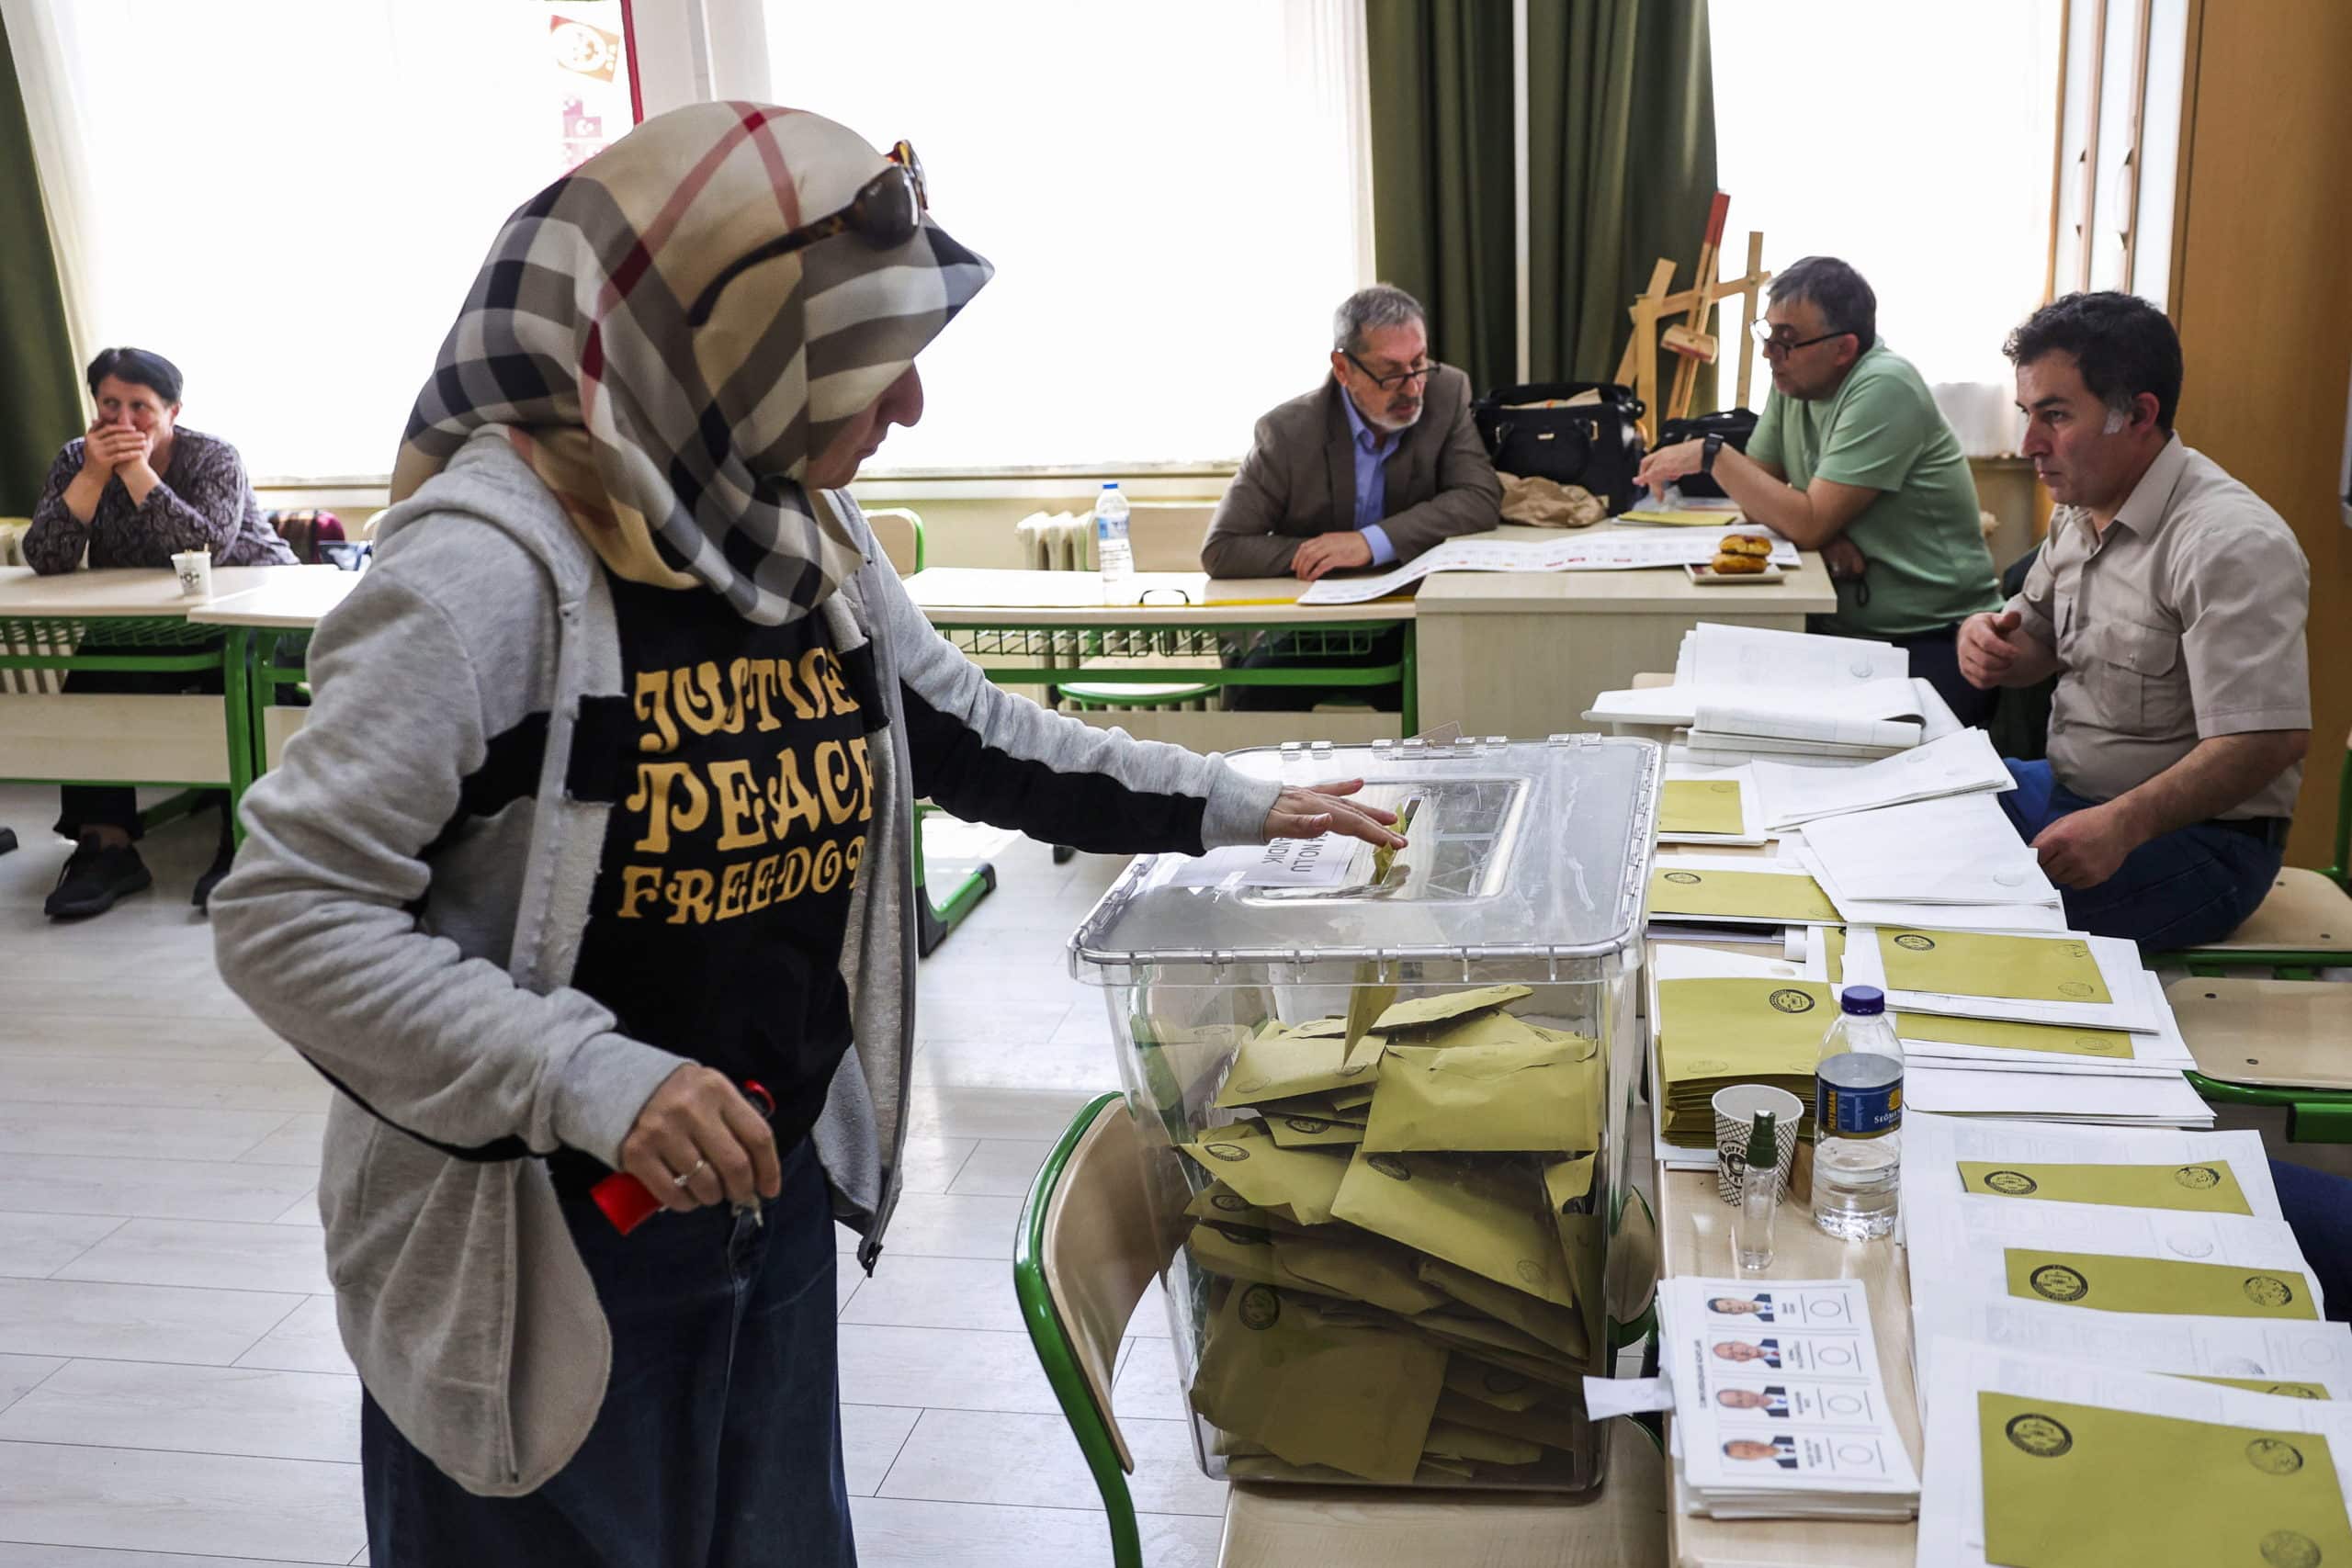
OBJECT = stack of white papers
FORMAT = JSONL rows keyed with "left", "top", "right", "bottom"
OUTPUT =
{"left": 1660, "top": 1276, "right": 1920, "bottom": 1520}
{"left": 1917, "top": 1340, "right": 2352, "bottom": 1568}
{"left": 1800, "top": 795, "right": 2061, "bottom": 927}
{"left": 1674, "top": 624, "right": 1908, "bottom": 688}
{"left": 1753, "top": 729, "right": 2016, "bottom": 830}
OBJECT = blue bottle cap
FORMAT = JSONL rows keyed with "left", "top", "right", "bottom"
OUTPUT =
{"left": 1840, "top": 985, "right": 1885, "bottom": 1016}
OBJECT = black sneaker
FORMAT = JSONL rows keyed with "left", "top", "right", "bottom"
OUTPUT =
{"left": 44, "top": 840, "right": 153, "bottom": 919}
{"left": 192, "top": 840, "right": 237, "bottom": 912}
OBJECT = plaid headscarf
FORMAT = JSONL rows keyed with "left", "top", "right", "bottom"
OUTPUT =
{"left": 390, "top": 103, "right": 991, "bottom": 624}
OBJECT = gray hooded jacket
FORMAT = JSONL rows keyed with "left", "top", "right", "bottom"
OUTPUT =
{"left": 210, "top": 433, "right": 1277, "bottom": 1495}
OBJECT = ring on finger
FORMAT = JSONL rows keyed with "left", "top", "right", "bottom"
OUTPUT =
{"left": 671, "top": 1156, "right": 711, "bottom": 1190}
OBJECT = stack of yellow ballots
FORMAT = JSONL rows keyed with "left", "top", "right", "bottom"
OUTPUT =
{"left": 1652, "top": 975, "right": 1832, "bottom": 1149}
{"left": 1172, "top": 984, "right": 1609, "bottom": 1489}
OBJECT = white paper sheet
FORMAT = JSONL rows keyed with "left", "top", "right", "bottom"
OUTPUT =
{"left": 1916, "top": 1341, "right": 2352, "bottom": 1568}
{"left": 1295, "top": 530, "right": 1801, "bottom": 604}
{"left": 1801, "top": 795, "right": 2057, "bottom": 907}
{"left": 1904, "top": 1200, "right": 2317, "bottom": 1317}
{"left": 1753, "top": 729, "right": 2015, "bottom": 829}
{"left": 1675, "top": 625, "right": 1910, "bottom": 689}
{"left": 1911, "top": 1299, "right": 2352, "bottom": 1415}
{"left": 1904, "top": 1065, "right": 2212, "bottom": 1125}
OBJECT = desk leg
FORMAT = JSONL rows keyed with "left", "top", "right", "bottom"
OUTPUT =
{"left": 222, "top": 628, "right": 254, "bottom": 844}
{"left": 1400, "top": 623, "right": 1419, "bottom": 737}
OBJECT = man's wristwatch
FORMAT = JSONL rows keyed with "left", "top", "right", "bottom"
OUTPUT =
{"left": 1700, "top": 434, "right": 1724, "bottom": 476}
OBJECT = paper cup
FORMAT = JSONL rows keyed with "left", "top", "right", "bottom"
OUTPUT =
{"left": 1712, "top": 1083, "right": 1804, "bottom": 1204}
{"left": 172, "top": 549, "right": 213, "bottom": 601}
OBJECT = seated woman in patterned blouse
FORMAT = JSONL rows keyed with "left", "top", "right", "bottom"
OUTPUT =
{"left": 25, "top": 346, "right": 295, "bottom": 920}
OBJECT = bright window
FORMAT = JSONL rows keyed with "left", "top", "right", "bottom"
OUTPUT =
{"left": 9, "top": 0, "right": 637, "bottom": 481}
{"left": 1708, "top": 0, "right": 2064, "bottom": 452}
{"left": 766, "top": 0, "right": 1374, "bottom": 473}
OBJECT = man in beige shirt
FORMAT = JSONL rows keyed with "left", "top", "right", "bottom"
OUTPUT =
{"left": 1960, "top": 292, "right": 2310, "bottom": 948}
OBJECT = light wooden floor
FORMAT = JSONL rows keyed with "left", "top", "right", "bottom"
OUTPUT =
{"left": 0, "top": 788, "right": 1225, "bottom": 1566}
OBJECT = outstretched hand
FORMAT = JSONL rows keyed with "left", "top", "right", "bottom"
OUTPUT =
{"left": 1262, "top": 777, "right": 1405, "bottom": 849}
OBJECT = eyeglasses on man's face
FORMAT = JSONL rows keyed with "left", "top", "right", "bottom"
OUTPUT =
{"left": 1751, "top": 320, "right": 1849, "bottom": 358}
{"left": 1344, "top": 352, "right": 1436, "bottom": 390}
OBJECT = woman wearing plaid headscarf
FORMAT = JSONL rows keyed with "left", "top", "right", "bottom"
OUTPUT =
{"left": 210, "top": 103, "right": 1400, "bottom": 1564}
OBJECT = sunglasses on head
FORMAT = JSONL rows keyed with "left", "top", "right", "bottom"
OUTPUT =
{"left": 687, "top": 141, "right": 926, "bottom": 327}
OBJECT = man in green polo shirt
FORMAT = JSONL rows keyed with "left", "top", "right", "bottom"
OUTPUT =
{"left": 1637, "top": 256, "right": 2002, "bottom": 723}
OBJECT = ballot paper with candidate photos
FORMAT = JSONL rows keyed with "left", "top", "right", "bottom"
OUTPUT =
{"left": 1904, "top": 1113, "right": 2284, "bottom": 1224}
{"left": 1917, "top": 1339, "right": 2352, "bottom": 1568}
{"left": 1664, "top": 1275, "right": 1920, "bottom": 1518}
{"left": 1912, "top": 1298, "right": 2352, "bottom": 1415}
{"left": 1905, "top": 1200, "right": 2325, "bottom": 1323}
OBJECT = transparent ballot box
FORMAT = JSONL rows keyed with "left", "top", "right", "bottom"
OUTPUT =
{"left": 1068, "top": 735, "right": 1661, "bottom": 1492}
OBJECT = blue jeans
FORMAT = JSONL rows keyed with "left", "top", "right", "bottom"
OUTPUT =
{"left": 1996, "top": 759, "right": 2280, "bottom": 950}
{"left": 362, "top": 1136, "right": 854, "bottom": 1568}
{"left": 2272, "top": 1160, "right": 2352, "bottom": 1325}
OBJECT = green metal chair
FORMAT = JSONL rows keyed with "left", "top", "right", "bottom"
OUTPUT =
{"left": 1012, "top": 1092, "right": 1164, "bottom": 1568}
{"left": 2153, "top": 739, "right": 2352, "bottom": 977}
{"left": 866, "top": 506, "right": 999, "bottom": 955}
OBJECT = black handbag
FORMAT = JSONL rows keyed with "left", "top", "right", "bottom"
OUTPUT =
{"left": 1655, "top": 408, "right": 1758, "bottom": 499}
{"left": 1472, "top": 382, "right": 1648, "bottom": 514}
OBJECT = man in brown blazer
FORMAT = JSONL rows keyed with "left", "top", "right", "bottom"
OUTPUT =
{"left": 1202, "top": 285, "right": 1501, "bottom": 583}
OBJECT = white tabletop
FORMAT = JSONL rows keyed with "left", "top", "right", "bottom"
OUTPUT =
{"left": 906, "top": 567, "right": 1413, "bottom": 625}
{"left": 188, "top": 568, "right": 364, "bottom": 628}
{"left": 1415, "top": 525, "right": 1837, "bottom": 615}
{"left": 0, "top": 564, "right": 341, "bottom": 619}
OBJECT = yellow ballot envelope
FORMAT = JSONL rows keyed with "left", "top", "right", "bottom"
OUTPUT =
{"left": 1184, "top": 1180, "right": 1314, "bottom": 1235}
{"left": 1418, "top": 1255, "right": 1590, "bottom": 1359}
{"left": 1654, "top": 977, "right": 1834, "bottom": 1144}
{"left": 1178, "top": 1123, "right": 1351, "bottom": 1224}
{"left": 1878, "top": 928, "right": 2113, "bottom": 1004}
{"left": 2177, "top": 1375, "right": 2335, "bottom": 1400}
{"left": 1445, "top": 1355, "right": 1556, "bottom": 1412}
{"left": 1660, "top": 778, "right": 1746, "bottom": 836}
{"left": 1265, "top": 1111, "right": 1367, "bottom": 1149}
{"left": 1959, "top": 1159, "right": 2256, "bottom": 1215}
{"left": 1190, "top": 1283, "right": 1448, "bottom": 1484}
{"left": 1373, "top": 985, "right": 1535, "bottom": 1032}
{"left": 1362, "top": 1035, "right": 1602, "bottom": 1153}
{"left": 1896, "top": 1011, "right": 2139, "bottom": 1059}
{"left": 1330, "top": 1150, "right": 1577, "bottom": 1310}
{"left": 1646, "top": 866, "right": 1839, "bottom": 923}
{"left": 1978, "top": 1391, "right": 2352, "bottom": 1568}
{"left": 1185, "top": 1219, "right": 1350, "bottom": 1298}
{"left": 2005, "top": 1248, "right": 2323, "bottom": 1320}
{"left": 1275, "top": 1230, "right": 1453, "bottom": 1316}
{"left": 1213, "top": 1032, "right": 1375, "bottom": 1108}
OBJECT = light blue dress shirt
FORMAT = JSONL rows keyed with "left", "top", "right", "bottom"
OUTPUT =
{"left": 1339, "top": 392, "right": 1401, "bottom": 567}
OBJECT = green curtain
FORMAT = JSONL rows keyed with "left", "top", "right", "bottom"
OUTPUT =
{"left": 1529, "top": 0, "right": 1719, "bottom": 394}
{"left": 1367, "top": 0, "right": 1719, "bottom": 403}
{"left": 1364, "top": 0, "right": 1517, "bottom": 394}
{"left": 0, "top": 13, "right": 83, "bottom": 516}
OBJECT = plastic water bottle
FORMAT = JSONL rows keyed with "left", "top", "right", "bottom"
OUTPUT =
{"left": 1094, "top": 482, "right": 1134, "bottom": 595}
{"left": 1812, "top": 984, "right": 1903, "bottom": 1240}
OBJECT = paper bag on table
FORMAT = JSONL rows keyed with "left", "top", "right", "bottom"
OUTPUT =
{"left": 1331, "top": 1150, "right": 1577, "bottom": 1309}
{"left": 1361, "top": 1036, "right": 1602, "bottom": 1154}
{"left": 1978, "top": 1391, "right": 2352, "bottom": 1568}
{"left": 1190, "top": 1283, "right": 1447, "bottom": 1485}
{"left": 1178, "top": 1122, "right": 1350, "bottom": 1224}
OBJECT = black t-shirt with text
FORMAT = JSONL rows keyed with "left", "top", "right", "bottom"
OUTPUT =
{"left": 564, "top": 573, "right": 883, "bottom": 1173}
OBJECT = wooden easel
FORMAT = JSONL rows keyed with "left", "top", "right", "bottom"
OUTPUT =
{"left": 1613, "top": 231, "right": 1771, "bottom": 443}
